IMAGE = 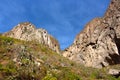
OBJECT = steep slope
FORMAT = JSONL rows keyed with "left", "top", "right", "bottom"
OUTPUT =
{"left": 0, "top": 35, "right": 119, "bottom": 80}
{"left": 63, "top": 0, "right": 120, "bottom": 68}
{"left": 3, "top": 22, "right": 60, "bottom": 53}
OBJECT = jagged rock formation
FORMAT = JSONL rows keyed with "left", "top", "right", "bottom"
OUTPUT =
{"left": 3, "top": 22, "right": 60, "bottom": 53}
{"left": 63, "top": 0, "right": 120, "bottom": 68}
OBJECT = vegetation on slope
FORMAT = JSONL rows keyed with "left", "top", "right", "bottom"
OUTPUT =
{"left": 0, "top": 35, "right": 119, "bottom": 80}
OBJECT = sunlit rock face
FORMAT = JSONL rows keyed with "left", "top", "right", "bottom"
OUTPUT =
{"left": 3, "top": 22, "right": 60, "bottom": 53}
{"left": 63, "top": 0, "right": 120, "bottom": 68}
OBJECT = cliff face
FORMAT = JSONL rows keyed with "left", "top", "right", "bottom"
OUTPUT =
{"left": 3, "top": 22, "right": 60, "bottom": 53}
{"left": 63, "top": 0, "right": 120, "bottom": 68}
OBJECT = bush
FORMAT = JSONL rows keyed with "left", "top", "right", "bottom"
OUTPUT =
{"left": 52, "top": 67, "right": 81, "bottom": 80}
{"left": 42, "top": 74, "right": 57, "bottom": 80}
{"left": 0, "top": 36, "right": 14, "bottom": 45}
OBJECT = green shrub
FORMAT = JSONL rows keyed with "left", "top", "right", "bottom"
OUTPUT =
{"left": 64, "top": 71, "right": 81, "bottom": 80}
{"left": 0, "top": 64, "right": 3, "bottom": 70}
{"left": 70, "top": 62, "right": 75, "bottom": 66}
{"left": 106, "top": 75, "right": 120, "bottom": 80}
{"left": 42, "top": 74, "right": 57, "bottom": 80}
{"left": 52, "top": 67, "right": 81, "bottom": 80}
{"left": 0, "top": 36, "right": 14, "bottom": 45}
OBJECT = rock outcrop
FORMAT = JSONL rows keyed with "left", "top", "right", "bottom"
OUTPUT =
{"left": 3, "top": 22, "right": 60, "bottom": 53}
{"left": 108, "top": 69, "right": 120, "bottom": 78}
{"left": 63, "top": 0, "right": 120, "bottom": 68}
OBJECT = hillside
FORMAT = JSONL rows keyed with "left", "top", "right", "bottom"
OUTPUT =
{"left": 1, "top": 0, "right": 120, "bottom": 80}
{"left": 3, "top": 22, "right": 60, "bottom": 53}
{"left": 0, "top": 35, "right": 120, "bottom": 80}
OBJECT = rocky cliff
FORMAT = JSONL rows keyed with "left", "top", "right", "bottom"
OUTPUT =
{"left": 63, "top": 0, "right": 120, "bottom": 68}
{"left": 3, "top": 22, "right": 60, "bottom": 53}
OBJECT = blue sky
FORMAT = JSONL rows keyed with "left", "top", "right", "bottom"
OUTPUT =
{"left": 0, "top": 0, "right": 110, "bottom": 50}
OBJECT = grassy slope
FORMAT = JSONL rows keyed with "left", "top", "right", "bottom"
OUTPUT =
{"left": 0, "top": 35, "right": 119, "bottom": 80}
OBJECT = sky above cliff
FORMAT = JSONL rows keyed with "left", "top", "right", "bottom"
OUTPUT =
{"left": 0, "top": 0, "right": 110, "bottom": 50}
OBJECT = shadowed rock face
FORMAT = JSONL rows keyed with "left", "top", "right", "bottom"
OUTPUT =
{"left": 63, "top": 0, "right": 120, "bottom": 68}
{"left": 3, "top": 22, "right": 60, "bottom": 53}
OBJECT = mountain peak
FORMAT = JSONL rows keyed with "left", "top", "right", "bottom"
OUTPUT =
{"left": 12, "top": 22, "right": 35, "bottom": 32}
{"left": 3, "top": 22, "right": 60, "bottom": 53}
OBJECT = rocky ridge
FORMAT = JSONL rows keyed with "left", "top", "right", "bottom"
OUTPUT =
{"left": 63, "top": 0, "right": 120, "bottom": 68}
{"left": 3, "top": 22, "right": 60, "bottom": 53}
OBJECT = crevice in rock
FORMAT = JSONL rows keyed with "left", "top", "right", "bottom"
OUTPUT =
{"left": 100, "top": 62, "right": 105, "bottom": 67}
{"left": 86, "top": 42, "right": 96, "bottom": 47}
{"left": 106, "top": 32, "right": 120, "bottom": 65}
{"left": 115, "top": 37, "right": 120, "bottom": 54}
{"left": 110, "top": 27, "right": 114, "bottom": 30}
{"left": 106, "top": 54, "right": 120, "bottom": 65}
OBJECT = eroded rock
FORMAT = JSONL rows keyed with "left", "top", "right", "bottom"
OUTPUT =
{"left": 63, "top": 0, "right": 120, "bottom": 68}
{"left": 3, "top": 22, "right": 60, "bottom": 53}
